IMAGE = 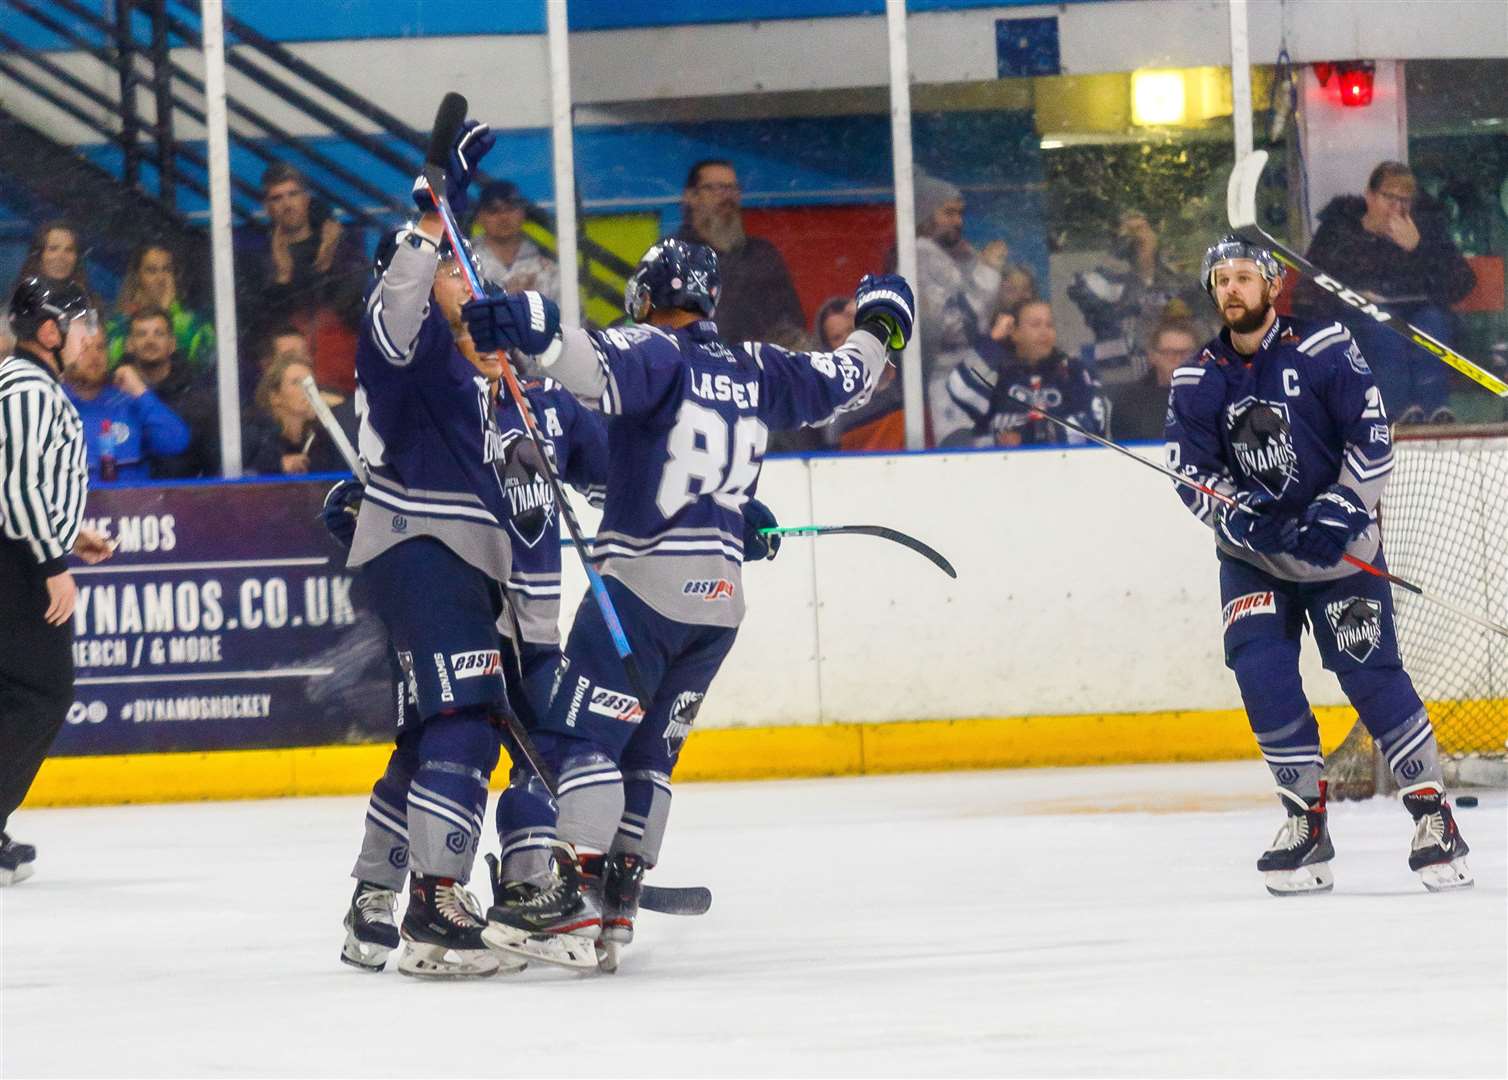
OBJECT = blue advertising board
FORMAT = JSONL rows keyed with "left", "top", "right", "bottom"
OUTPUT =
{"left": 52, "top": 480, "right": 394, "bottom": 757}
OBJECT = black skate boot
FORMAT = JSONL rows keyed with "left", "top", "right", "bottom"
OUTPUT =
{"left": 595, "top": 853, "right": 646, "bottom": 974}
{"left": 0, "top": 832, "right": 37, "bottom": 886}
{"left": 397, "top": 873, "right": 504, "bottom": 979}
{"left": 482, "top": 843, "right": 601, "bottom": 970}
{"left": 340, "top": 880, "right": 401, "bottom": 972}
{"left": 1258, "top": 783, "right": 1335, "bottom": 896}
{"left": 1400, "top": 783, "right": 1473, "bottom": 892}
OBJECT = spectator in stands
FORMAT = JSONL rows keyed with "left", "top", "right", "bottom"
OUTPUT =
{"left": 676, "top": 159, "right": 805, "bottom": 348}
{"left": 1067, "top": 209, "right": 1207, "bottom": 385}
{"left": 242, "top": 353, "right": 347, "bottom": 476}
{"left": 117, "top": 307, "right": 219, "bottom": 478}
{"left": 16, "top": 220, "right": 98, "bottom": 307}
{"left": 998, "top": 262, "right": 1039, "bottom": 313}
{"left": 107, "top": 242, "right": 215, "bottom": 374}
{"left": 472, "top": 181, "right": 560, "bottom": 299}
{"left": 818, "top": 296, "right": 904, "bottom": 452}
{"left": 240, "top": 323, "right": 311, "bottom": 402}
{"left": 942, "top": 297, "right": 1107, "bottom": 449}
{"left": 1106, "top": 318, "right": 1199, "bottom": 441}
{"left": 235, "top": 163, "right": 366, "bottom": 394}
{"left": 912, "top": 170, "right": 1007, "bottom": 441}
{"left": 63, "top": 326, "right": 190, "bottom": 483}
{"left": 1295, "top": 161, "right": 1476, "bottom": 424}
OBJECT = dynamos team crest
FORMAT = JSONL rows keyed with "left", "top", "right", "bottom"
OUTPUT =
{"left": 1225, "top": 397, "right": 1298, "bottom": 499}
{"left": 1325, "top": 597, "right": 1384, "bottom": 663}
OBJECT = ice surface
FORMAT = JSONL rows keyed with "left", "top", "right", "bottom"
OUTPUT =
{"left": 2, "top": 761, "right": 1503, "bottom": 1078}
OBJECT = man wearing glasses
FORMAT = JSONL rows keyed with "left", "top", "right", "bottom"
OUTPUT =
{"left": 676, "top": 160, "right": 805, "bottom": 348}
{"left": 1296, "top": 161, "right": 1476, "bottom": 424}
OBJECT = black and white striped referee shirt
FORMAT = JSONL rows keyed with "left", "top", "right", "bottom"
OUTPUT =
{"left": 0, "top": 349, "right": 88, "bottom": 576}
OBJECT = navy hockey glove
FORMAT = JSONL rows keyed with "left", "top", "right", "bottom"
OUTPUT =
{"left": 463, "top": 289, "right": 561, "bottom": 355}
{"left": 320, "top": 479, "right": 362, "bottom": 548}
{"left": 411, "top": 119, "right": 495, "bottom": 219}
{"left": 1215, "top": 490, "right": 1297, "bottom": 556}
{"left": 1293, "top": 484, "right": 1370, "bottom": 568}
{"left": 742, "top": 497, "right": 781, "bottom": 562}
{"left": 854, "top": 274, "right": 915, "bottom": 350}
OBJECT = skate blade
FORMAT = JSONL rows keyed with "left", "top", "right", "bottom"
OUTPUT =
{"left": 482, "top": 923, "right": 601, "bottom": 971}
{"left": 397, "top": 942, "right": 504, "bottom": 980}
{"left": 595, "top": 939, "right": 621, "bottom": 974}
{"left": 0, "top": 863, "right": 35, "bottom": 887}
{"left": 1419, "top": 857, "right": 1474, "bottom": 892}
{"left": 1264, "top": 863, "right": 1334, "bottom": 896}
{"left": 339, "top": 935, "right": 393, "bottom": 973}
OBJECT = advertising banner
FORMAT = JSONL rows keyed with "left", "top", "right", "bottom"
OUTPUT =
{"left": 53, "top": 480, "right": 393, "bottom": 756}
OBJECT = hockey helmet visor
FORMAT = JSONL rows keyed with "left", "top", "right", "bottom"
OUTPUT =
{"left": 1200, "top": 234, "right": 1281, "bottom": 299}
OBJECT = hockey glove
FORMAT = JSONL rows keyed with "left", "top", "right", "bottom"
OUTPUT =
{"left": 1215, "top": 490, "right": 1297, "bottom": 556}
{"left": 854, "top": 274, "right": 915, "bottom": 350}
{"left": 320, "top": 479, "right": 363, "bottom": 548}
{"left": 1293, "top": 484, "right": 1370, "bottom": 568}
{"left": 411, "top": 119, "right": 495, "bottom": 219}
{"left": 463, "top": 289, "right": 561, "bottom": 355}
{"left": 742, "top": 497, "right": 781, "bottom": 562}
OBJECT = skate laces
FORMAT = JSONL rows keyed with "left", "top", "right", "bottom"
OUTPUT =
{"left": 1270, "top": 812, "right": 1310, "bottom": 851}
{"left": 355, "top": 886, "right": 397, "bottom": 926}
{"left": 436, "top": 882, "right": 486, "bottom": 928}
{"left": 1411, "top": 810, "right": 1447, "bottom": 851}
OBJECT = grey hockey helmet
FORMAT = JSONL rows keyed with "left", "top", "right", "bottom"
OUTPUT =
{"left": 1199, "top": 234, "right": 1281, "bottom": 299}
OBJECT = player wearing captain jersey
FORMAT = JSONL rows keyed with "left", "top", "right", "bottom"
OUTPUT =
{"left": 1167, "top": 235, "right": 1471, "bottom": 896}
{"left": 458, "top": 239, "right": 913, "bottom": 966}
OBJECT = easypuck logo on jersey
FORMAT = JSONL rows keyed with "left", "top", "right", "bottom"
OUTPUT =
{"left": 683, "top": 578, "right": 736, "bottom": 601}
{"left": 450, "top": 650, "right": 501, "bottom": 680}
{"left": 663, "top": 690, "right": 704, "bottom": 757}
{"left": 1222, "top": 591, "right": 1276, "bottom": 629}
{"left": 1325, "top": 597, "right": 1383, "bottom": 663}
{"left": 1226, "top": 397, "right": 1298, "bottom": 498}
{"left": 588, "top": 687, "right": 644, "bottom": 724}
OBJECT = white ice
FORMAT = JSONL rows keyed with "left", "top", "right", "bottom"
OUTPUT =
{"left": 2, "top": 762, "right": 1504, "bottom": 1078}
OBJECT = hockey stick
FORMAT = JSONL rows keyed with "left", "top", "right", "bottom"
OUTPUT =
{"left": 1227, "top": 150, "right": 1508, "bottom": 398}
{"left": 299, "top": 375, "right": 362, "bottom": 477}
{"left": 759, "top": 525, "right": 957, "bottom": 578}
{"left": 1018, "top": 404, "right": 1508, "bottom": 640}
{"left": 422, "top": 92, "right": 652, "bottom": 713}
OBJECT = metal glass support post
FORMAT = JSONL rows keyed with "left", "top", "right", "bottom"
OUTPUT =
{"left": 886, "top": 0, "right": 925, "bottom": 451}
{"left": 200, "top": 0, "right": 242, "bottom": 477}
{"left": 546, "top": 0, "right": 582, "bottom": 329}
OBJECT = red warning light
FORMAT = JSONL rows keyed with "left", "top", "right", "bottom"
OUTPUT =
{"left": 1338, "top": 63, "right": 1375, "bottom": 107}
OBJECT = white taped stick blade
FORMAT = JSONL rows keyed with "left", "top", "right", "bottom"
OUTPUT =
{"left": 1227, "top": 150, "right": 1268, "bottom": 230}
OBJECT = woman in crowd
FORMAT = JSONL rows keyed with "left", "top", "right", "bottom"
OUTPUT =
{"left": 16, "top": 221, "right": 97, "bottom": 305}
{"left": 107, "top": 243, "right": 216, "bottom": 374}
{"left": 242, "top": 353, "right": 347, "bottom": 476}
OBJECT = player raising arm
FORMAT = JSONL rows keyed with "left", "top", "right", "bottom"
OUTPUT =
{"left": 459, "top": 240, "right": 912, "bottom": 967}
{"left": 1165, "top": 235, "right": 1470, "bottom": 896}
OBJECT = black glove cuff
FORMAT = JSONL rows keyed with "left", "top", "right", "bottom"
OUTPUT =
{"left": 856, "top": 316, "right": 893, "bottom": 348}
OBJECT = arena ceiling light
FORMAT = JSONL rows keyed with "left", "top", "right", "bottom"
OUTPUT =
{"left": 1131, "top": 68, "right": 1186, "bottom": 126}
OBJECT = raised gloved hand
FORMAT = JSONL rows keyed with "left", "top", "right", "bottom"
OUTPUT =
{"left": 411, "top": 118, "right": 495, "bottom": 219}
{"left": 854, "top": 274, "right": 915, "bottom": 351}
{"left": 462, "top": 289, "right": 561, "bottom": 355}
{"left": 1215, "top": 489, "right": 1297, "bottom": 556}
{"left": 320, "top": 479, "right": 363, "bottom": 548}
{"left": 742, "top": 497, "right": 781, "bottom": 562}
{"left": 1293, "top": 484, "right": 1370, "bottom": 567}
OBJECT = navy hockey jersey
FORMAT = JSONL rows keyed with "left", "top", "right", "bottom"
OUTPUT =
{"left": 495, "top": 378, "right": 607, "bottom": 645}
{"left": 945, "top": 349, "right": 1108, "bottom": 446}
{"left": 1165, "top": 315, "right": 1393, "bottom": 582}
{"left": 535, "top": 318, "right": 888, "bottom": 626}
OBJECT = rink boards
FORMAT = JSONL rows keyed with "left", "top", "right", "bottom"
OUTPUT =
{"left": 31, "top": 445, "right": 1506, "bottom": 806}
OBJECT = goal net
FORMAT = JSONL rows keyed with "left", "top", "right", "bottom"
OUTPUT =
{"left": 1327, "top": 423, "right": 1508, "bottom": 798}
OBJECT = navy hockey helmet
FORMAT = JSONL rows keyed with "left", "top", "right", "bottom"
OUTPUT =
{"left": 624, "top": 239, "right": 720, "bottom": 323}
{"left": 8, "top": 275, "right": 94, "bottom": 342}
{"left": 1199, "top": 234, "right": 1282, "bottom": 300}
{"left": 372, "top": 225, "right": 478, "bottom": 283}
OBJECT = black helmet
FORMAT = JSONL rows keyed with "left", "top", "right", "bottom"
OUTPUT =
{"left": 624, "top": 239, "right": 719, "bottom": 322}
{"left": 8, "top": 275, "right": 93, "bottom": 343}
{"left": 1199, "top": 234, "right": 1282, "bottom": 300}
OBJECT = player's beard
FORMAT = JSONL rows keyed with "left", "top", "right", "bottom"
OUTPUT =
{"left": 696, "top": 207, "right": 745, "bottom": 254}
{"left": 1221, "top": 291, "right": 1272, "bottom": 334}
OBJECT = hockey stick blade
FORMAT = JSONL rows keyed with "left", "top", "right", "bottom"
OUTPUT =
{"left": 1226, "top": 153, "right": 1507, "bottom": 398}
{"left": 427, "top": 92, "right": 468, "bottom": 167}
{"left": 640, "top": 884, "right": 712, "bottom": 916}
{"left": 762, "top": 524, "right": 957, "bottom": 578}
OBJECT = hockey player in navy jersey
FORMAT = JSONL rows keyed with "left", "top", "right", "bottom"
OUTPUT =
{"left": 1166, "top": 235, "right": 1471, "bottom": 896}
{"left": 460, "top": 239, "right": 912, "bottom": 966}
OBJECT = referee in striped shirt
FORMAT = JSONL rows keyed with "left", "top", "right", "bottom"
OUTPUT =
{"left": 1, "top": 275, "right": 115, "bottom": 885}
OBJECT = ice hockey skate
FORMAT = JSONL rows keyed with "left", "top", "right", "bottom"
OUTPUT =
{"left": 1400, "top": 784, "right": 1473, "bottom": 892}
{"left": 1258, "top": 784, "right": 1335, "bottom": 896}
{"left": 339, "top": 881, "right": 401, "bottom": 972}
{"left": 482, "top": 846, "right": 602, "bottom": 970}
{"left": 0, "top": 832, "right": 36, "bottom": 886}
{"left": 397, "top": 873, "right": 510, "bottom": 979}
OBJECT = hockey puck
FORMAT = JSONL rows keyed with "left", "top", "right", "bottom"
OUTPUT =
{"left": 1456, "top": 795, "right": 1479, "bottom": 808}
